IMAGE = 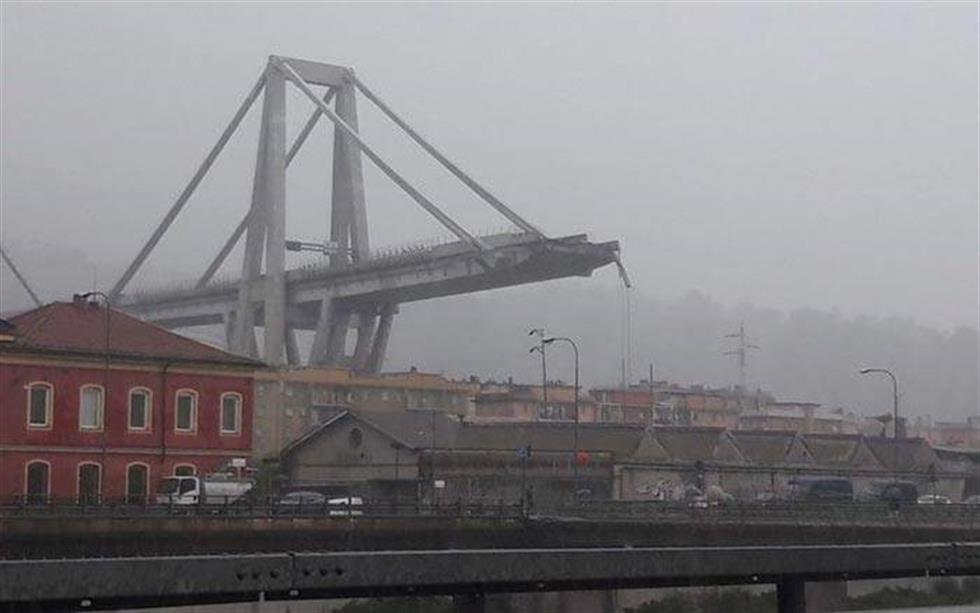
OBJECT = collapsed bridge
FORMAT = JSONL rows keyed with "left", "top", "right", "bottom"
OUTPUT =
{"left": 112, "top": 56, "right": 624, "bottom": 370}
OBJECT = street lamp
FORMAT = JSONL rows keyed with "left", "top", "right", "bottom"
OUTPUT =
{"left": 543, "top": 336, "right": 580, "bottom": 499}
{"left": 75, "top": 291, "right": 111, "bottom": 492}
{"left": 528, "top": 328, "right": 548, "bottom": 408}
{"left": 859, "top": 368, "right": 899, "bottom": 440}
{"left": 860, "top": 367, "right": 901, "bottom": 480}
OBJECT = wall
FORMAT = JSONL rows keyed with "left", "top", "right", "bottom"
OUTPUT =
{"left": 0, "top": 358, "right": 252, "bottom": 500}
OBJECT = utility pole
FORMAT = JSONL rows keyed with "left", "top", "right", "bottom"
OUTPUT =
{"left": 724, "top": 322, "right": 759, "bottom": 398}
{"left": 648, "top": 363, "right": 655, "bottom": 426}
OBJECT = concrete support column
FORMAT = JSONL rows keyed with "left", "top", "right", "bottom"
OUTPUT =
{"left": 285, "top": 326, "right": 301, "bottom": 366}
{"left": 777, "top": 577, "right": 806, "bottom": 613}
{"left": 324, "top": 308, "right": 353, "bottom": 365}
{"left": 224, "top": 310, "right": 236, "bottom": 349}
{"left": 330, "top": 78, "right": 369, "bottom": 265}
{"left": 310, "top": 296, "right": 335, "bottom": 365}
{"left": 232, "top": 72, "right": 270, "bottom": 357}
{"left": 367, "top": 303, "right": 397, "bottom": 373}
{"left": 260, "top": 67, "right": 287, "bottom": 366}
{"left": 351, "top": 308, "right": 378, "bottom": 371}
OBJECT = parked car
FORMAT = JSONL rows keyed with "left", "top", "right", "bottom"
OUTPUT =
{"left": 787, "top": 477, "right": 853, "bottom": 503}
{"left": 327, "top": 496, "right": 364, "bottom": 516}
{"left": 860, "top": 480, "right": 919, "bottom": 504}
{"left": 275, "top": 490, "right": 326, "bottom": 506}
{"left": 916, "top": 494, "right": 952, "bottom": 505}
{"left": 963, "top": 495, "right": 980, "bottom": 505}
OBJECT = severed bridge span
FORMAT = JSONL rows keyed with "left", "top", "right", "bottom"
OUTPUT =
{"left": 110, "top": 56, "right": 625, "bottom": 370}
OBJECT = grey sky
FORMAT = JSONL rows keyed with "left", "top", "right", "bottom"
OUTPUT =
{"left": 1, "top": 2, "right": 977, "bottom": 330}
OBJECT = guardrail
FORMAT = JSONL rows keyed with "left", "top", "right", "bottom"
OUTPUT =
{"left": 2, "top": 496, "right": 977, "bottom": 527}
{"left": 558, "top": 499, "right": 980, "bottom": 528}
{"left": 0, "top": 496, "right": 526, "bottom": 520}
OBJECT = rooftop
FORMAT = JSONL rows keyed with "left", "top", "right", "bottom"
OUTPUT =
{"left": 3, "top": 301, "right": 262, "bottom": 368}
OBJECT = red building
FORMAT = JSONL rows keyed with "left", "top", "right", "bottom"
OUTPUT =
{"left": 0, "top": 298, "right": 262, "bottom": 503}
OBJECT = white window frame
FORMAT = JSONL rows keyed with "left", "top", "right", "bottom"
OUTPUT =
{"left": 172, "top": 463, "right": 196, "bottom": 476}
{"left": 219, "top": 392, "right": 243, "bottom": 435}
{"left": 127, "top": 387, "right": 152, "bottom": 432}
{"left": 26, "top": 382, "right": 53, "bottom": 430}
{"left": 174, "top": 389, "right": 198, "bottom": 433}
{"left": 125, "top": 462, "right": 150, "bottom": 503}
{"left": 76, "top": 462, "right": 102, "bottom": 499}
{"left": 78, "top": 384, "right": 105, "bottom": 432}
{"left": 24, "top": 459, "right": 52, "bottom": 498}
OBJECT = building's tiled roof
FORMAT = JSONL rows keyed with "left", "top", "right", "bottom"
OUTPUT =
{"left": 729, "top": 430, "right": 800, "bottom": 465}
{"left": 631, "top": 428, "right": 746, "bottom": 464}
{"left": 4, "top": 301, "right": 263, "bottom": 368}
{"left": 454, "top": 420, "right": 643, "bottom": 455}
{"left": 284, "top": 409, "right": 645, "bottom": 457}
{"left": 865, "top": 437, "right": 936, "bottom": 472}
{"left": 800, "top": 433, "right": 882, "bottom": 469}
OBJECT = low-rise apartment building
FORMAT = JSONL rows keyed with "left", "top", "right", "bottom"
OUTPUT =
{"left": 253, "top": 366, "right": 478, "bottom": 458}
{"left": 0, "top": 299, "right": 260, "bottom": 503}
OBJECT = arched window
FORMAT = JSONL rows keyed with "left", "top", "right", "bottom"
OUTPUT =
{"left": 128, "top": 388, "right": 152, "bottom": 432}
{"left": 220, "top": 392, "right": 242, "bottom": 435}
{"left": 77, "top": 463, "right": 101, "bottom": 504}
{"left": 126, "top": 463, "right": 149, "bottom": 504}
{"left": 175, "top": 390, "right": 198, "bottom": 433}
{"left": 26, "top": 382, "right": 53, "bottom": 429}
{"left": 349, "top": 427, "right": 363, "bottom": 449}
{"left": 173, "top": 464, "right": 196, "bottom": 477}
{"left": 25, "top": 460, "right": 50, "bottom": 504}
{"left": 79, "top": 385, "right": 104, "bottom": 431}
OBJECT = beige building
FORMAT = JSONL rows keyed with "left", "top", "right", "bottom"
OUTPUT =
{"left": 253, "top": 367, "right": 478, "bottom": 459}
{"left": 739, "top": 402, "right": 861, "bottom": 434}
{"left": 909, "top": 416, "right": 980, "bottom": 449}
{"left": 472, "top": 381, "right": 599, "bottom": 423}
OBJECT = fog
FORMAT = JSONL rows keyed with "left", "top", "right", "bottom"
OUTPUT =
{"left": 1, "top": 4, "right": 977, "bottom": 417}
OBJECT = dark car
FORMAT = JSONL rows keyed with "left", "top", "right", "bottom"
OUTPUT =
{"left": 861, "top": 480, "right": 918, "bottom": 504}
{"left": 788, "top": 477, "right": 853, "bottom": 502}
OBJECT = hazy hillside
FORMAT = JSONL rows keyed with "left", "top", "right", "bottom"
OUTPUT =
{"left": 386, "top": 281, "right": 979, "bottom": 422}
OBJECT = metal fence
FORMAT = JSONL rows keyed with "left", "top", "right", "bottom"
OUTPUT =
{"left": 559, "top": 498, "right": 980, "bottom": 528}
{"left": 2, "top": 495, "right": 977, "bottom": 527}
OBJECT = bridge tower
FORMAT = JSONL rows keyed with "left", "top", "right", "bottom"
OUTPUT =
{"left": 110, "top": 56, "right": 620, "bottom": 370}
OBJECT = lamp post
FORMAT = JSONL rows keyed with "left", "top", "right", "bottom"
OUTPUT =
{"left": 859, "top": 368, "right": 899, "bottom": 439}
{"left": 529, "top": 328, "right": 548, "bottom": 409}
{"left": 860, "top": 367, "right": 900, "bottom": 479}
{"left": 543, "top": 336, "right": 580, "bottom": 500}
{"left": 76, "top": 291, "right": 110, "bottom": 499}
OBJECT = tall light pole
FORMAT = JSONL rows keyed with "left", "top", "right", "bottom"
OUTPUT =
{"left": 860, "top": 367, "right": 900, "bottom": 479}
{"left": 76, "top": 291, "right": 111, "bottom": 492}
{"left": 529, "top": 328, "right": 548, "bottom": 409}
{"left": 544, "top": 336, "right": 579, "bottom": 499}
{"left": 859, "top": 368, "right": 899, "bottom": 439}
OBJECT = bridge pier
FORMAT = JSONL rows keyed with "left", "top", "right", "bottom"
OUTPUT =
{"left": 352, "top": 308, "right": 378, "bottom": 370}
{"left": 367, "top": 303, "right": 396, "bottom": 373}
{"left": 776, "top": 577, "right": 806, "bottom": 613}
